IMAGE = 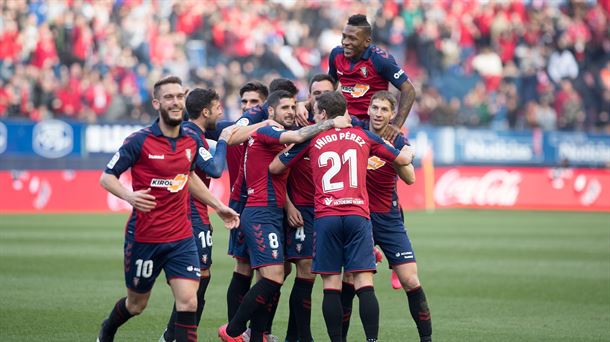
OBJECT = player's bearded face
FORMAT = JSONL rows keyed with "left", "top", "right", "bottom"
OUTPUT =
{"left": 155, "top": 84, "right": 185, "bottom": 127}
{"left": 205, "top": 100, "right": 223, "bottom": 130}
{"left": 272, "top": 98, "right": 296, "bottom": 128}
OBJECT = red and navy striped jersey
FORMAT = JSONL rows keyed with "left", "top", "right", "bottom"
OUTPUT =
{"left": 351, "top": 117, "right": 410, "bottom": 212}
{"left": 105, "top": 120, "right": 211, "bottom": 243}
{"left": 287, "top": 116, "right": 315, "bottom": 206}
{"left": 243, "top": 125, "right": 290, "bottom": 207}
{"left": 207, "top": 103, "right": 269, "bottom": 190}
{"left": 280, "top": 127, "right": 400, "bottom": 219}
{"left": 329, "top": 45, "right": 408, "bottom": 121}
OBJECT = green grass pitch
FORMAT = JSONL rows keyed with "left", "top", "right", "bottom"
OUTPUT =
{"left": 0, "top": 210, "right": 608, "bottom": 341}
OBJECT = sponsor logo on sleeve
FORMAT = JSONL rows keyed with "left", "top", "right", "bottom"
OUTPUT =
{"left": 394, "top": 69, "right": 405, "bottom": 79}
{"left": 236, "top": 118, "right": 249, "bottom": 127}
{"left": 198, "top": 147, "right": 212, "bottom": 161}
{"left": 150, "top": 174, "right": 189, "bottom": 193}
{"left": 107, "top": 152, "right": 120, "bottom": 169}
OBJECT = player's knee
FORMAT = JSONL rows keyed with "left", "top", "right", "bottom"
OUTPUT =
{"left": 175, "top": 296, "right": 198, "bottom": 312}
{"left": 400, "top": 273, "right": 421, "bottom": 290}
{"left": 234, "top": 260, "right": 252, "bottom": 276}
{"left": 296, "top": 260, "right": 315, "bottom": 280}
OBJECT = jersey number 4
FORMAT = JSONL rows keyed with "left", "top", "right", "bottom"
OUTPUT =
{"left": 318, "top": 149, "right": 357, "bottom": 193}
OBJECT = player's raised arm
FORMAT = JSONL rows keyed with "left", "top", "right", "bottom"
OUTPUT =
{"left": 381, "top": 79, "right": 416, "bottom": 141}
{"left": 187, "top": 171, "right": 240, "bottom": 229}
{"left": 278, "top": 115, "right": 351, "bottom": 144}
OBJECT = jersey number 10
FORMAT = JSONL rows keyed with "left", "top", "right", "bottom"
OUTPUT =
{"left": 318, "top": 149, "right": 357, "bottom": 193}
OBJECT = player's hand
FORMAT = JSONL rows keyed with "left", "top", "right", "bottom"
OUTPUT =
{"left": 332, "top": 115, "right": 352, "bottom": 129}
{"left": 295, "top": 102, "right": 309, "bottom": 127}
{"left": 127, "top": 188, "right": 156, "bottom": 212}
{"left": 380, "top": 123, "right": 401, "bottom": 142}
{"left": 216, "top": 204, "right": 240, "bottom": 229}
{"left": 400, "top": 145, "right": 416, "bottom": 164}
{"left": 264, "top": 119, "right": 283, "bottom": 129}
{"left": 218, "top": 124, "right": 238, "bottom": 142}
{"left": 285, "top": 203, "right": 304, "bottom": 228}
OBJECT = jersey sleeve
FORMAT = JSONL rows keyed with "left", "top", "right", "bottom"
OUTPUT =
{"left": 351, "top": 116, "right": 367, "bottom": 129}
{"left": 392, "top": 133, "right": 410, "bottom": 150}
{"left": 364, "top": 129, "right": 400, "bottom": 162}
{"left": 328, "top": 47, "right": 341, "bottom": 81}
{"left": 256, "top": 125, "right": 286, "bottom": 145}
{"left": 204, "top": 120, "right": 234, "bottom": 141}
{"left": 189, "top": 131, "right": 227, "bottom": 178}
{"left": 237, "top": 104, "right": 268, "bottom": 126}
{"left": 279, "top": 141, "right": 310, "bottom": 168}
{"left": 371, "top": 48, "right": 409, "bottom": 89}
{"left": 104, "top": 131, "right": 144, "bottom": 177}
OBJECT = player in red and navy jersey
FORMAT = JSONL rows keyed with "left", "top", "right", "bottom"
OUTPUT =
{"left": 218, "top": 90, "right": 352, "bottom": 342}
{"left": 220, "top": 79, "right": 299, "bottom": 342}
{"left": 343, "top": 91, "right": 432, "bottom": 342}
{"left": 96, "top": 76, "right": 240, "bottom": 342}
{"left": 283, "top": 74, "right": 337, "bottom": 342}
{"left": 269, "top": 92, "right": 414, "bottom": 342}
{"left": 329, "top": 14, "right": 416, "bottom": 141}
{"left": 160, "top": 88, "right": 238, "bottom": 342}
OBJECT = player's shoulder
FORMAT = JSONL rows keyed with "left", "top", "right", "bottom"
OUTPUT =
{"left": 368, "top": 45, "right": 392, "bottom": 60}
{"left": 124, "top": 127, "right": 151, "bottom": 144}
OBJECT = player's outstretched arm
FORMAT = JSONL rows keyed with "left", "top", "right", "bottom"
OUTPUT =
{"left": 295, "top": 101, "right": 310, "bottom": 127}
{"left": 227, "top": 119, "right": 282, "bottom": 145}
{"left": 188, "top": 171, "right": 240, "bottom": 229}
{"left": 279, "top": 115, "right": 352, "bottom": 144}
{"left": 100, "top": 172, "right": 156, "bottom": 212}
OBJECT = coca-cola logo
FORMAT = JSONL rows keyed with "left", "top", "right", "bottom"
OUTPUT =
{"left": 435, "top": 169, "right": 522, "bottom": 206}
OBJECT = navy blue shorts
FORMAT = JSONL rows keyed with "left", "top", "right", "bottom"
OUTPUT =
{"left": 241, "top": 206, "right": 284, "bottom": 268}
{"left": 312, "top": 215, "right": 376, "bottom": 274}
{"left": 193, "top": 223, "right": 213, "bottom": 270}
{"left": 371, "top": 210, "right": 416, "bottom": 267}
{"left": 285, "top": 206, "right": 314, "bottom": 261}
{"left": 124, "top": 237, "right": 200, "bottom": 293}
{"left": 227, "top": 199, "right": 249, "bottom": 261}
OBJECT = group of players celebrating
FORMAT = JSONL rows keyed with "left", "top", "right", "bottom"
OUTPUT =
{"left": 96, "top": 15, "right": 432, "bottom": 342}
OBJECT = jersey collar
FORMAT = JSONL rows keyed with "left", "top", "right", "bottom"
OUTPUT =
{"left": 359, "top": 45, "right": 374, "bottom": 60}
{"left": 150, "top": 118, "right": 186, "bottom": 137}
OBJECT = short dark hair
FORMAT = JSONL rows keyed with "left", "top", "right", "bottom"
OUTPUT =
{"left": 239, "top": 81, "right": 269, "bottom": 100}
{"left": 267, "top": 90, "right": 294, "bottom": 110}
{"left": 316, "top": 92, "right": 346, "bottom": 119}
{"left": 308, "top": 74, "right": 337, "bottom": 93}
{"left": 186, "top": 88, "right": 220, "bottom": 120}
{"left": 269, "top": 78, "right": 298, "bottom": 97}
{"left": 347, "top": 14, "right": 371, "bottom": 36}
{"left": 371, "top": 90, "right": 397, "bottom": 112}
{"left": 153, "top": 75, "right": 182, "bottom": 99}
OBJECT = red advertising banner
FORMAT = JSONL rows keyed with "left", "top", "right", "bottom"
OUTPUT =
{"left": 1, "top": 167, "right": 609, "bottom": 213}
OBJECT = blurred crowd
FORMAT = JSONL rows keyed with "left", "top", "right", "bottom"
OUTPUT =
{"left": 0, "top": 0, "right": 608, "bottom": 133}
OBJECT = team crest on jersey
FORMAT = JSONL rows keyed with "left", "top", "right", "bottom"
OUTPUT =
{"left": 186, "top": 148, "right": 192, "bottom": 162}
{"left": 367, "top": 156, "right": 386, "bottom": 170}
{"left": 272, "top": 250, "right": 279, "bottom": 259}
{"left": 150, "top": 174, "right": 188, "bottom": 192}
{"left": 341, "top": 84, "right": 370, "bottom": 98}
{"left": 360, "top": 66, "right": 368, "bottom": 77}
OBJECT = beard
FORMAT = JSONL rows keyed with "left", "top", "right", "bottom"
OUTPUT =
{"left": 159, "top": 106, "right": 183, "bottom": 127}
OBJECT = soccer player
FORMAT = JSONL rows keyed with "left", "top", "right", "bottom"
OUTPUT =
{"left": 330, "top": 14, "right": 416, "bottom": 141}
{"left": 96, "top": 76, "right": 239, "bottom": 342}
{"left": 218, "top": 90, "right": 352, "bottom": 342}
{"left": 160, "top": 88, "right": 237, "bottom": 342}
{"left": 284, "top": 73, "right": 337, "bottom": 342}
{"left": 223, "top": 79, "right": 298, "bottom": 341}
{"left": 239, "top": 81, "right": 269, "bottom": 113}
{"left": 344, "top": 91, "right": 432, "bottom": 342}
{"left": 269, "top": 92, "right": 414, "bottom": 342}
